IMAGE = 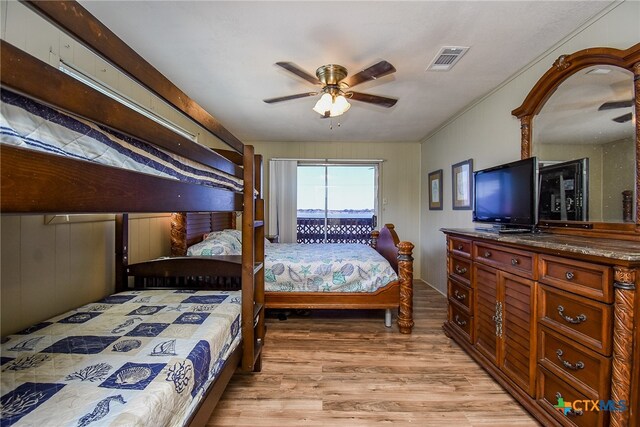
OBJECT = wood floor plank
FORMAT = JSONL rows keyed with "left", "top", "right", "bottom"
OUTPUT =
{"left": 207, "top": 283, "right": 540, "bottom": 426}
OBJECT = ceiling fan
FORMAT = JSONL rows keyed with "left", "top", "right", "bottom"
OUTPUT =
{"left": 263, "top": 60, "right": 398, "bottom": 118}
{"left": 598, "top": 99, "right": 634, "bottom": 123}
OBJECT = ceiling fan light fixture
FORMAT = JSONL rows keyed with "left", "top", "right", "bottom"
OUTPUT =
{"left": 313, "top": 93, "right": 333, "bottom": 116}
{"left": 330, "top": 95, "right": 351, "bottom": 117}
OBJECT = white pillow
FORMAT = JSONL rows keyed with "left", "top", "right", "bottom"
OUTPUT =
{"left": 187, "top": 238, "right": 241, "bottom": 256}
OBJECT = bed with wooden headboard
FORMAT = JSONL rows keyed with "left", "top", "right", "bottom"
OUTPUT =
{"left": 0, "top": 1, "right": 264, "bottom": 426}
{"left": 154, "top": 214, "right": 415, "bottom": 334}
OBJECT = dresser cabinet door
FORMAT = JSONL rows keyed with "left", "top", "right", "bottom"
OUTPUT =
{"left": 501, "top": 271, "right": 536, "bottom": 397}
{"left": 474, "top": 263, "right": 500, "bottom": 366}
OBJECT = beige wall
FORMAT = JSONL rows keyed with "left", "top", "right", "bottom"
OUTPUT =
{"left": 419, "top": 1, "right": 640, "bottom": 295}
{"left": 251, "top": 140, "right": 422, "bottom": 277}
{"left": 0, "top": 216, "right": 170, "bottom": 336}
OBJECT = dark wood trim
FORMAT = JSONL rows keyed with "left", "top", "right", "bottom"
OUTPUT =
{"left": 1, "top": 145, "right": 242, "bottom": 213}
{"left": 376, "top": 224, "right": 401, "bottom": 273}
{"left": 23, "top": 0, "right": 245, "bottom": 154}
{"left": 115, "top": 214, "right": 128, "bottom": 292}
{"left": 127, "top": 256, "right": 242, "bottom": 278}
{"left": 512, "top": 43, "right": 640, "bottom": 239}
{"left": 241, "top": 145, "right": 256, "bottom": 372}
{"left": 1, "top": 41, "right": 242, "bottom": 179}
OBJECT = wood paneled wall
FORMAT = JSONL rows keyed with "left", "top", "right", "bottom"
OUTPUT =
{"left": 0, "top": 215, "right": 170, "bottom": 336}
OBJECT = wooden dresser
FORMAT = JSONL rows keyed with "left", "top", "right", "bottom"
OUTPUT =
{"left": 442, "top": 229, "right": 640, "bottom": 427}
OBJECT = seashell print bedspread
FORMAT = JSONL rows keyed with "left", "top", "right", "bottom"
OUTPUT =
{"left": 264, "top": 243, "right": 398, "bottom": 293}
{"left": 0, "top": 289, "right": 241, "bottom": 426}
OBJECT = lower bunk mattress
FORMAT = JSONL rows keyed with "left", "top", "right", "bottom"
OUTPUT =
{"left": 0, "top": 289, "right": 241, "bottom": 426}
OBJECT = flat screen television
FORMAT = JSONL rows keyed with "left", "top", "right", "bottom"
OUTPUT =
{"left": 473, "top": 157, "right": 539, "bottom": 231}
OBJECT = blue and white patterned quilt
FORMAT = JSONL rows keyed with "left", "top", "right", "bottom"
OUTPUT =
{"left": 0, "top": 89, "right": 244, "bottom": 193}
{"left": 0, "top": 289, "right": 241, "bottom": 426}
{"left": 264, "top": 243, "right": 398, "bottom": 293}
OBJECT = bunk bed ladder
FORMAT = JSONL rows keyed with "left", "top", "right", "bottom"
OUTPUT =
{"left": 242, "top": 145, "right": 265, "bottom": 372}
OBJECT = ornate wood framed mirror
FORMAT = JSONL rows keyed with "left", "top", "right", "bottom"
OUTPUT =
{"left": 512, "top": 44, "right": 640, "bottom": 239}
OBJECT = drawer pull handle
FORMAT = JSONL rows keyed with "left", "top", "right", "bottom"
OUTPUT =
{"left": 565, "top": 271, "right": 575, "bottom": 281}
{"left": 511, "top": 258, "right": 519, "bottom": 266}
{"left": 555, "top": 392, "right": 584, "bottom": 417}
{"left": 457, "top": 244, "right": 464, "bottom": 251}
{"left": 454, "top": 315, "right": 467, "bottom": 327}
{"left": 484, "top": 251, "right": 491, "bottom": 258}
{"left": 556, "top": 349, "right": 585, "bottom": 370}
{"left": 455, "top": 265, "right": 467, "bottom": 275}
{"left": 557, "top": 305, "right": 587, "bottom": 324}
{"left": 454, "top": 290, "right": 466, "bottom": 301}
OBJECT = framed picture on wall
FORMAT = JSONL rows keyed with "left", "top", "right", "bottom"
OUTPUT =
{"left": 452, "top": 159, "right": 473, "bottom": 210}
{"left": 428, "top": 169, "right": 443, "bottom": 210}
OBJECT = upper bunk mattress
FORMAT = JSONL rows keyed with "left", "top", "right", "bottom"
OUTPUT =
{"left": 0, "top": 289, "right": 241, "bottom": 427}
{"left": 0, "top": 89, "right": 243, "bottom": 193}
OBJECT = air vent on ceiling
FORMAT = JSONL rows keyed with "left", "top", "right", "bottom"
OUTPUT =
{"left": 427, "top": 46, "right": 469, "bottom": 71}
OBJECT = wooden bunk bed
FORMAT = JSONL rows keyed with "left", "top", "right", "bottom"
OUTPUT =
{"left": 130, "top": 215, "right": 415, "bottom": 334}
{"left": 0, "top": 1, "right": 264, "bottom": 425}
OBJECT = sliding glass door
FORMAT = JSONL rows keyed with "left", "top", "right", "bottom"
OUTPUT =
{"left": 297, "top": 164, "right": 378, "bottom": 243}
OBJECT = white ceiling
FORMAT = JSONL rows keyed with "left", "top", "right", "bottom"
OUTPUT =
{"left": 79, "top": 1, "right": 613, "bottom": 144}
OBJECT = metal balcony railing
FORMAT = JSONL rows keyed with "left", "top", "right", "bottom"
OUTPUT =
{"left": 297, "top": 217, "right": 375, "bottom": 244}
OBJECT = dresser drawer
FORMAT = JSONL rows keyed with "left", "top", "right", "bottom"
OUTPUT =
{"left": 538, "top": 285, "right": 613, "bottom": 355}
{"left": 448, "top": 255, "right": 472, "bottom": 285}
{"left": 448, "top": 278, "right": 472, "bottom": 313}
{"left": 537, "top": 367, "right": 604, "bottom": 427}
{"left": 448, "top": 303, "right": 473, "bottom": 343}
{"left": 448, "top": 236, "right": 472, "bottom": 258}
{"left": 538, "top": 326, "right": 611, "bottom": 399}
{"left": 473, "top": 242, "right": 535, "bottom": 279}
{"left": 539, "top": 255, "right": 613, "bottom": 303}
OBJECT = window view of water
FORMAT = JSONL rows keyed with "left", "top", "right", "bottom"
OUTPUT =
{"left": 297, "top": 165, "right": 377, "bottom": 243}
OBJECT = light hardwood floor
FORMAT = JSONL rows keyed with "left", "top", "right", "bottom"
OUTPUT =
{"left": 208, "top": 283, "right": 540, "bottom": 426}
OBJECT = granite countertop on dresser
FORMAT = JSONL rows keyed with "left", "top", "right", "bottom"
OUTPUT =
{"left": 441, "top": 228, "right": 640, "bottom": 262}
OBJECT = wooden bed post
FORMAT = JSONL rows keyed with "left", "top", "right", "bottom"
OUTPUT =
{"left": 115, "top": 214, "right": 128, "bottom": 292}
{"left": 171, "top": 212, "right": 187, "bottom": 256}
{"left": 397, "top": 241, "right": 414, "bottom": 334}
{"left": 371, "top": 230, "right": 379, "bottom": 250}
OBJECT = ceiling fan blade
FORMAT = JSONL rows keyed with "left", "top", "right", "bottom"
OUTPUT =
{"left": 275, "top": 62, "right": 322, "bottom": 85}
{"left": 598, "top": 99, "right": 633, "bottom": 111}
{"left": 347, "top": 92, "right": 398, "bottom": 108}
{"left": 612, "top": 112, "right": 633, "bottom": 123}
{"left": 263, "top": 92, "right": 317, "bottom": 104}
{"left": 342, "top": 60, "right": 396, "bottom": 88}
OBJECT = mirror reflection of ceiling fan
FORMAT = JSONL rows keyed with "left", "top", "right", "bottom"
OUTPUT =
{"left": 263, "top": 60, "right": 398, "bottom": 118}
{"left": 598, "top": 99, "right": 633, "bottom": 123}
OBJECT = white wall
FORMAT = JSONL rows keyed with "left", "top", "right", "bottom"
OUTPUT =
{"left": 419, "top": 1, "right": 640, "bottom": 295}
{"left": 251, "top": 140, "right": 422, "bottom": 277}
